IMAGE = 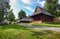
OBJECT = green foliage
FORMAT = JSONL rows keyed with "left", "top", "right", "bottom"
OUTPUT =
{"left": 0, "top": 24, "right": 60, "bottom": 39}
{"left": 6, "top": 2, "right": 10, "bottom": 9}
{"left": 45, "top": 0, "right": 58, "bottom": 17}
{"left": 56, "top": 4, "right": 60, "bottom": 17}
{"left": 56, "top": 11, "right": 60, "bottom": 17}
{"left": 18, "top": 10, "right": 26, "bottom": 19}
{"left": 0, "top": 0, "right": 10, "bottom": 22}
{"left": 57, "top": 4, "right": 60, "bottom": 10}
{"left": 8, "top": 10, "right": 15, "bottom": 21}
{"left": 0, "top": 9, "right": 4, "bottom": 22}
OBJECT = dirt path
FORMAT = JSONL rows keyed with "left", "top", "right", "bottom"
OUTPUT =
{"left": 18, "top": 23, "right": 60, "bottom": 32}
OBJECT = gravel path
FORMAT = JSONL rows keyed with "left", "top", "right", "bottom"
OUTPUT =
{"left": 18, "top": 23, "right": 60, "bottom": 32}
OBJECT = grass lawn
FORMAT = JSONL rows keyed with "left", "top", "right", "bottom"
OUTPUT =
{"left": 30, "top": 22, "right": 60, "bottom": 27}
{"left": 0, "top": 24, "right": 60, "bottom": 39}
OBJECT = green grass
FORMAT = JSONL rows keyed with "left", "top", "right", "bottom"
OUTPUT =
{"left": 0, "top": 24, "right": 60, "bottom": 39}
{"left": 30, "top": 22, "right": 60, "bottom": 27}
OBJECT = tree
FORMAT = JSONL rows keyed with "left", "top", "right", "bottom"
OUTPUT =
{"left": 0, "top": 0, "right": 10, "bottom": 21}
{"left": 8, "top": 10, "right": 15, "bottom": 21}
{"left": 45, "top": 0, "right": 58, "bottom": 17}
{"left": 18, "top": 10, "right": 26, "bottom": 19}
{"left": 6, "top": 2, "right": 10, "bottom": 9}
{"left": 56, "top": 4, "right": 60, "bottom": 17}
{"left": 57, "top": 4, "right": 60, "bottom": 10}
{"left": 0, "top": 9, "right": 4, "bottom": 22}
{"left": 5, "top": 0, "right": 10, "bottom": 18}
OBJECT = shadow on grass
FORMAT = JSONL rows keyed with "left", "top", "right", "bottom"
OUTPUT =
{"left": 30, "top": 30, "right": 59, "bottom": 39}
{"left": 31, "top": 30, "right": 46, "bottom": 38}
{"left": 46, "top": 22, "right": 60, "bottom": 25}
{"left": 0, "top": 24, "right": 29, "bottom": 30}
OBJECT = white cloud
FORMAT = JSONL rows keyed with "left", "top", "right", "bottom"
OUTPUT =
{"left": 37, "top": 0, "right": 45, "bottom": 6}
{"left": 13, "top": 8, "right": 20, "bottom": 19}
{"left": 9, "top": 0, "right": 17, "bottom": 9}
{"left": 21, "top": 0, "right": 31, "bottom": 4}
{"left": 9, "top": 0, "right": 19, "bottom": 19}
{"left": 9, "top": 0, "right": 16, "bottom": 4}
{"left": 25, "top": 6, "right": 34, "bottom": 12}
{"left": 58, "top": 0, "right": 60, "bottom": 4}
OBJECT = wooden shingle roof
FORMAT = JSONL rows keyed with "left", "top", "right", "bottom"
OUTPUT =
{"left": 20, "top": 17, "right": 33, "bottom": 21}
{"left": 32, "top": 6, "right": 53, "bottom": 16}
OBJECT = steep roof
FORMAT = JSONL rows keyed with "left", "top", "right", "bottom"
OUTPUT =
{"left": 32, "top": 6, "right": 53, "bottom": 16}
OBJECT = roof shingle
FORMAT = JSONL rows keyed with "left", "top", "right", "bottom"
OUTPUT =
{"left": 32, "top": 6, "right": 53, "bottom": 16}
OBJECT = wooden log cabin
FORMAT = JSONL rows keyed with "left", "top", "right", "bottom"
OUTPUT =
{"left": 31, "top": 6, "right": 54, "bottom": 23}
{"left": 20, "top": 6, "right": 54, "bottom": 23}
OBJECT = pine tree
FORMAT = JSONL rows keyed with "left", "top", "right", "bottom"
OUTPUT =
{"left": 0, "top": 9, "right": 4, "bottom": 22}
{"left": 8, "top": 10, "right": 15, "bottom": 21}
{"left": 18, "top": 10, "right": 26, "bottom": 19}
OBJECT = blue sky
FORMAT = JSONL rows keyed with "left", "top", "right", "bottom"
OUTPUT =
{"left": 9, "top": 0, "right": 60, "bottom": 19}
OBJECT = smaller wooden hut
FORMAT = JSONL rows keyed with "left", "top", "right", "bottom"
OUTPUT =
{"left": 31, "top": 6, "right": 54, "bottom": 23}
{"left": 20, "top": 17, "right": 33, "bottom": 23}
